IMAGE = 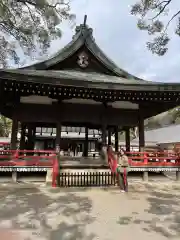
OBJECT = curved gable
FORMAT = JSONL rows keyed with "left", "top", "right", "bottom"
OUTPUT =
{"left": 21, "top": 16, "right": 143, "bottom": 81}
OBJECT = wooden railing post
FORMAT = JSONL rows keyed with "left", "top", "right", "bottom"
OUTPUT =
{"left": 143, "top": 152, "right": 148, "bottom": 182}
{"left": 52, "top": 156, "right": 57, "bottom": 187}
{"left": 144, "top": 152, "right": 148, "bottom": 164}
{"left": 56, "top": 152, "right": 60, "bottom": 187}
{"left": 52, "top": 153, "right": 60, "bottom": 187}
{"left": 13, "top": 149, "right": 19, "bottom": 160}
{"left": 11, "top": 149, "right": 19, "bottom": 182}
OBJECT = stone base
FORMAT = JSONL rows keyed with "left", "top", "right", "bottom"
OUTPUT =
{"left": 142, "top": 171, "right": 148, "bottom": 182}
{"left": 45, "top": 168, "right": 53, "bottom": 184}
{"left": 12, "top": 172, "right": 17, "bottom": 182}
{"left": 176, "top": 171, "right": 180, "bottom": 181}
{"left": 60, "top": 168, "right": 111, "bottom": 174}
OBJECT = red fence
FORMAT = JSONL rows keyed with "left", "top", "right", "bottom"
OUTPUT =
{"left": 0, "top": 149, "right": 60, "bottom": 187}
{"left": 0, "top": 149, "right": 56, "bottom": 167}
{"left": 0, "top": 149, "right": 179, "bottom": 187}
{"left": 107, "top": 149, "right": 180, "bottom": 173}
{"left": 0, "top": 149, "right": 179, "bottom": 168}
{"left": 126, "top": 151, "right": 180, "bottom": 167}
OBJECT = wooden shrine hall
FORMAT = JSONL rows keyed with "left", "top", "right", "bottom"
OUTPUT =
{"left": 1, "top": 15, "right": 180, "bottom": 161}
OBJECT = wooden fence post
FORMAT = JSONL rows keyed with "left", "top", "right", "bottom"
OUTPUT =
{"left": 52, "top": 154, "right": 59, "bottom": 187}
{"left": 143, "top": 152, "right": 148, "bottom": 182}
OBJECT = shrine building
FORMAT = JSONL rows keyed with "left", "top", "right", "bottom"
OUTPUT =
{"left": 0, "top": 16, "right": 180, "bottom": 158}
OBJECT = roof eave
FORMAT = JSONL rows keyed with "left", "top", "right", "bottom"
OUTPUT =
{"left": 20, "top": 31, "right": 84, "bottom": 70}
{"left": 1, "top": 70, "right": 180, "bottom": 91}
{"left": 84, "top": 35, "right": 145, "bottom": 81}
{"left": 17, "top": 24, "right": 146, "bottom": 83}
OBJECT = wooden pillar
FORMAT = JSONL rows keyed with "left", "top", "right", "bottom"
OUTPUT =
{"left": 27, "top": 124, "right": 35, "bottom": 150}
{"left": 115, "top": 127, "right": 119, "bottom": 152}
{"left": 55, "top": 122, "right": 61, "bottom": 151}
{"left": 20, "top": 123, "right": 26, "bottom": 150}
{"left": 54, "top": 123, "right": 61, "bottom": 187}
{"left": 10, "top": 118, "right": 18, "bottom": 150}
{"left": 102, "top": 123, "right": 107, "bottom": 146}
{"left": 11, "top": 119, "right": 19, "bottom": 181}
{"left": 138, "top": 106, "right": 147, "bottom": 180}
{"left": 108, "top": 129, "right": 111, "bottom": 146}
{"left": 138, "top": 109, "right": 145, "bottom": 152}
{"left": 125, "top": 127, "right": 130, "bottom": 153}
{"left": 32, "top": 125, "right": 36, "bottom": 150}
{"left": 27, "top": 124, "right": 31, "bottom": 150}
{"left": 84, "top": 127, "right": 88, "bottom": 157}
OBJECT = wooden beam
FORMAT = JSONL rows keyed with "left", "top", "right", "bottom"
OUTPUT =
{"left": 55, "top": 122, "right": 61, "bottom": 151}
{"left": 83, "top": 127, "right": 88, "bottom": 157}
{"left": 10, "top": 118, "right": 18, "bottom": 150}
{"left": 115, "top": 127, "right": 119, "bottom": 152}
{"left": 125, "top": 127, "right": 130, "bottom": 152}
{"left": 138, "top": 107, "right": 145, "bottom": 151}
{"left": 13, "top": 103, "right": 138, "bottom": 126}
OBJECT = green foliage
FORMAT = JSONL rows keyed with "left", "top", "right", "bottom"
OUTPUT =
{"left": 144, "top": 106, "right": 180, "bottom": 131}
{"left": 131, "top": 0, "right": 179, "bottom": 55}
{"left": 129, "top": 106, "right": 180, "bottom": 139}
{"left": 144, "top": 117, "right": 162, "bottom": 130}
{"left": 0, "top": 0, "right": 75, "bottom": 67}
{"left": 0, "top": 116, "right": 12, "bottom": 137}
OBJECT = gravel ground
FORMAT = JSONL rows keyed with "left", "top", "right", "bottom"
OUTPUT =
{"left": 0, "top": 182, "right": 180, "bottom": 240}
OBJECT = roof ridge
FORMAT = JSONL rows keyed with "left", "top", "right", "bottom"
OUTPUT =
{"left": 17, "top": 18, "right": 153, "bottom": 82}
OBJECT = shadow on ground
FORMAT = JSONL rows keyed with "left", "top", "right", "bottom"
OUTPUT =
{"left": 0, "top": 187, "right": 96, "bottom": 240}
{"left": 117, "top": 186, "right": 180, "bottom": 239}
{"left": 143, "top": 191, "right": 180, "bottom": 238}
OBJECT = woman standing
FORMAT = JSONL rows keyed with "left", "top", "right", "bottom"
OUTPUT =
{"left": 117, "top": 149, "right": 130, "bottom": 192}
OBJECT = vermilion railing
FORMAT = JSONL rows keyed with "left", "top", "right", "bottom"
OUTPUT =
{"left": 0, "top": 149, "right": 179, "bottom": 188}
{"left": 0, "top": 149, "right": 179, "bottom": 167}
{"left": 0, "top": 149, "right": 59, "bottom": 187}
{"left": 0, "top": 149, "right": 56, "bottom": 166}
{"left": 126, "top": 151, "right": 180, "bottom": 167}
{"left": 107, "top": 149, "right": 180, "bottom": 171}
{"left": 107, "top": 149, "right": 117, "bottom": 173}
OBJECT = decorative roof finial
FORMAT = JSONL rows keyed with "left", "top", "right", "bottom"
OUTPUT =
{"left": 83, "top": 15, "right": 87, "bottom": 26}
{"left": 73, "top": 14, "right": 93, "bottom": 39}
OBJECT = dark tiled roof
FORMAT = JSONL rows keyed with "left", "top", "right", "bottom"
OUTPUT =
{"left": 1, "top": 69, "right": 180, "bottom": 91}
{"left": 17, "top": 22, "right": 147, "bottom": 82}
{"left": 1, "top": 21, "right": 180, "bottom": 89}
{"left": 1, "top": 69, "right": 147, "bottom": 84}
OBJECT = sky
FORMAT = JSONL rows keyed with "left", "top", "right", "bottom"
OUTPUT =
{"left": 24, "top": 0, "right": 180, "bottom": 82}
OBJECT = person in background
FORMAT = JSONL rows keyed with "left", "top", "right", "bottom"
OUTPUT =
{"left": 116, "top": 148, "right": 130, "bottom": 192}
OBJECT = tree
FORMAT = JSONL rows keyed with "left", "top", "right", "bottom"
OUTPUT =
{"left": 0, "top": 0, "right": 75, "bottom": 68}
{"left": 131, "top": 0, "right": 180, "bottom": 55}
{"left": 0, "top": 116, "right": 12, "bottom": 137}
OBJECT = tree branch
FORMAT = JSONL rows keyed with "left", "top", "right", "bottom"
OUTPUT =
{"left": 16, "top": 0, "right": 69, "bottom": 9}
{"left": 151, "top": 0, "right": 172, "bottom": 20}
{"left": 0, "top": 0, "right": 74, "bottom": 67}
{"left": 16, "top": 0, "right": 71, "bottom": 22}
{"left": 24, "top": 2, "right": 36, "bottom": 23}
{"left": 164, "top": 10, "right": 180, "bottom": 31}
{"left": 0, "top": 1, "right": 17, "bottom": 25}
{"left": 155, "top": 0, "right": 172, "bottom": 8}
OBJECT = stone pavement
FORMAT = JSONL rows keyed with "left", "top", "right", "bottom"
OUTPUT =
{"left": 0, "top": 182, "right": 179, "bottom": 240}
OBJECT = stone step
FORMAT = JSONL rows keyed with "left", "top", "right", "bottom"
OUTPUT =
{"left": 60, "top": 156, "right": 108, "bottom": 167}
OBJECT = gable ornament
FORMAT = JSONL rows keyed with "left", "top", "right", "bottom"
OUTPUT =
{"left": 77, "top": 51, "right": 89, "bottom": 68}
